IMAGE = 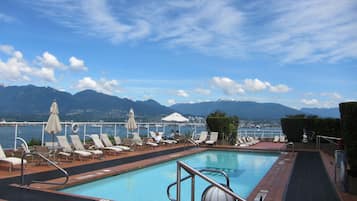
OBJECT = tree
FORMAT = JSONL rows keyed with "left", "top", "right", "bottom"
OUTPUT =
{"left": 206, "top": 111, "right": 239, "bottom": 145}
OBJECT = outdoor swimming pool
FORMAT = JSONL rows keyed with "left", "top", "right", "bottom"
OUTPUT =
{"left": 61, "top": 150, "right": 279, "bottom": 201}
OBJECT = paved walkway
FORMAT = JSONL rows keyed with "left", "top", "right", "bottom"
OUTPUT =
{"left": 285, "top": 151, "right": 340, "bottom": 201}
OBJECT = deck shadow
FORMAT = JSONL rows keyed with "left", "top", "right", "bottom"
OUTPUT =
{"left": 285, "top": 151, "right": 340, "bottom": 201}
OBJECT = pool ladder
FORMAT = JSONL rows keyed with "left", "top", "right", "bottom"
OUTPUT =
{"left": 167, "top": 161, "right": 246, "bottom": 201}
{"left": 18, "top": 136, "right": 68, "bottom": 186}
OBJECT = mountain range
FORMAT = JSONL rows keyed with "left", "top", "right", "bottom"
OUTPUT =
{"left": 0, "top": 85, "right": 339, "bottom": 121}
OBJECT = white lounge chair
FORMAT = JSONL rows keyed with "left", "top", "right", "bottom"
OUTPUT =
{"left": 0, "top": 144, "right": 27, "bottom": 172}
{"left": 70, "top": 135, "right": 103, "bottom": 159}
{"left": 132, "top": 132, "right": 158, "bottom": 147}
{"left": 57, "top": 136, "right": 92, "bottom": 160}
{"left": 100, "top": 134, "right": 131, "bottom": 151}
{"left": 90, "top": 134, "right": 123, "bottom": 154}
{"left": 273, "top": 136, "right": 280, "bottom": 143}
{"left": 149, "top": 131, "right": 177, "bottom": 144}
{"left": 237, "top": 137, "right": 249, "bottom": 147}
{"left": 194, "top": 131, "right": 208, "bottom": 145}
{"left": 205, "top": 132, "right": 218, "bottom": 145}
{"left": 280, "top": 135, "right": 288, "bottom": 143}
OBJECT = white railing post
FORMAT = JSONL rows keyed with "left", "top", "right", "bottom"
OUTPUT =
{"left": 83, "top": 124, "right": 87, "bottom": 144}
{"left": 41, "top": 123, "right": 45, "bottom": 146}
{"left": 14, "top": 124, "right": 18, "bottom": 150}
{"left": 114, "top": 124, "right": 117, "bottom": 137}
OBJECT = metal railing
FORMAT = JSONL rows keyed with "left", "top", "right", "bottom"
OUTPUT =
{"left": 0, "top": 121, "right": 206, "bottom": 150}
{"left": 20, "top": 151, "right": 69, "bottom": 186}
{"left": 167, "top": 161, "right": 246, "bottom": 201}
{"left": 316, "top": 135, "right": 341, "bottom": 150}
{"left": 238, "top": 128, "right": 283, "bottom": 139}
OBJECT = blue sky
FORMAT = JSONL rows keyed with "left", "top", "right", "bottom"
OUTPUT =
{"left": 0, "top": 0, "right": 356, "bottom": 108}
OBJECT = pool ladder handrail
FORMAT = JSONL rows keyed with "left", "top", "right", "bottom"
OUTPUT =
{"left": 20, "top": 151, "right": 69, "bottom": 186}
{"left": 167, "top": 161, "right": 246, "bottom": 201}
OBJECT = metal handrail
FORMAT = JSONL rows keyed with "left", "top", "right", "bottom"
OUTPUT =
{"left": 21, "top": 152, "right": 69, "bottom": 186}
{"left": 316, "top": 135, "right": 342, "bottom": 149}
{"left": 167, "top": 161, "right": 246, "bottom": 201}
{"left": 167, "top": 168, "right": 231, "bottom": 200}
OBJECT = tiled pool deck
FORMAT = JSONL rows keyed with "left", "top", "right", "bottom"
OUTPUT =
{"left": 0, "top": 142, "right": 356, "bottom": 201}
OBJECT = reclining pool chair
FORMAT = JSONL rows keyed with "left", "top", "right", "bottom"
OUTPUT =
{"left": 0, "top": 144, "right": 27, "bottom": 172}
{"left": 114, "top": 136, "right": 132, "bottom": 151}
{"left": 205, "top": 132, "right": 218, "bottom": 145}
{"left": 149, "top": 131, "right": 177, "bottom": 144}
{"left": 194, "top": 131, "right": 208, "bottom": 145}
{"left": 100, "top": 133, "right": 131, "bottom": 151}
{"left": 132, "top": 132, "right": 158, "bottom": 147}
{"left": 70, "top": 135, "right": 103, "bottom": 159}
{"left": 90, "top": 134, "right": 123, "bottom": 154}
{"left": 57, "top": 135, "right": 92, "bottom": 161}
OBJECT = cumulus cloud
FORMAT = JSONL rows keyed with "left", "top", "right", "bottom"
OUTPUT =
{"left": 75, "top": 77, "right": 121, "bottom": 95}
{"left": 243, "top": 78, "right": 269, "bottom": 91}
{"left": 0, "top": 45, "right": 56, "bottom": 82}
{"left": 212, "top": 76, "right": 244, "bottom": 95}
{"left": 195, "top": 88, "right": 211, "bottom": 95}
{"left": 69, "top": 56, "right": 88, "bottom": 71}
{"left": 0, "top": 45, "right": 15, "bottom": 55}
{"left": 268, "top": 84, "right": 291, "bottom": 93}
{"left": 176, "top": 89, "right": 189, "bottom": 97}
{"left": 212, "top": 76, "right": 291, "bottom": 95}
{"left": 301, "top": 98, "right": 320, "bottom": 106}
{"left": 37, "top": 51, "right": 64, "bottom": 69}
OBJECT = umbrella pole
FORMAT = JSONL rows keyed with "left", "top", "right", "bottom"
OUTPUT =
{"left": 52, "top": 133, "right": 56, "bottom": 161}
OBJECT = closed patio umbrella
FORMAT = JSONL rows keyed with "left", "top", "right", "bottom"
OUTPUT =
{"left": 126, "top": 108, "right": 137, "bottom": 137}
{"left": 45, "top": 100, "right": 62, "bottom": 156}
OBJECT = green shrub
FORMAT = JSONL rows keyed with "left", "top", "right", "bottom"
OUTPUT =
{"left": 339, "top": 102, "right": 357, "bottom": 177}
{"left": 281, "top": 115, "right": 341, "bottom": 142}
{"left": 28, "top": 138, "right": 41, "bottom": 146}
{"left": 206, "top": 111, "right": 239, "bottom": 145}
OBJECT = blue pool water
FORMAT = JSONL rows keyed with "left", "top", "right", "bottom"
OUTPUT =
{"left": 61, "top": 150, "right": 278, "bottom": 201}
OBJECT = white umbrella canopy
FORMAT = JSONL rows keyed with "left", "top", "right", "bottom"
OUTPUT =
{"left": 45, "top": 100, "right": 62, "bottom": 134}
{"left": 45, "top": 100, "right": 62, "bottom": 157}
{"left": 126, "top": 108, "right": 138, "bottom": 131}
{"left": 162, "top": 112, "right": 189, "bottom": 123}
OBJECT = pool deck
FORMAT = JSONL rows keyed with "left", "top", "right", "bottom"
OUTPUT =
{"left": 0, "top": 142, "right": 356, "bottom": 201}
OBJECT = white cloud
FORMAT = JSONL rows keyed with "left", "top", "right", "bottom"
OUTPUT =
{"left": 29, "top": 0, "right": 357, "bottom": 61}
{"left": 212, "top": 76, "right": 290, "bottom": 95}
{"left": 255, "top": 0, "right": 357, "bottom": 63}
{"left": 69, "top": 56, "right": 88, "bottom": 71}
{"left": 243, "top": 78, "right": 269, "bottom": 91}
{"left": 268, "top": 84, "right": 291, "bottom": 93}
{"left": 0, "top": 13, "right": 15, "bottom": 23}
{"left": 75, "top": 77, "right": 121, "bottom": 95}
{"left": 167, "top": 99, "right": 176, "bottom": 105}
{"left": 0, "top": 45, "right": 56, "bottom": 82}
{"left": 212, "top": 76, "right": 245, "bottom": 95}
{"left": 37, "top": 51, "right": 64, "bottom": 69}
{"left": 195, "top": 88, "right": 211, "bottom": 95}
{"left": 0, "top": 45, "right": 15, "bottom": 55}
{"left": 321, "top": 92, "right": 342, "bottom": 99}
{"left": 176, "top": 89, "right": 189, "bottom": 97}
{"left": 301, "top": 98, "right": 320, "bottom": 106}
{"left": 30, "top": 0, "right": 245, "bottom": 57}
